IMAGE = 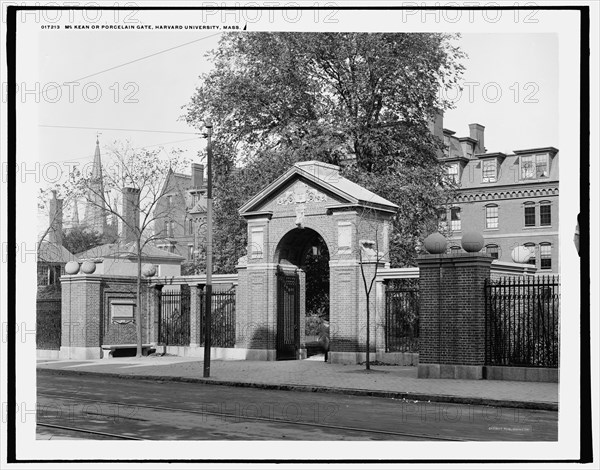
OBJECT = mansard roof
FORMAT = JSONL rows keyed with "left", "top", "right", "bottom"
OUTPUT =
{"left": 239, "top": 161, "right": 398, "bottom": 215}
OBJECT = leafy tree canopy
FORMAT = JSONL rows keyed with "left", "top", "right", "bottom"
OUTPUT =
{"left": 62, "top": 226, "right": 117, "bottom": 256}
{"left": 184, "top": 32, "right": 465, "bottom": 269}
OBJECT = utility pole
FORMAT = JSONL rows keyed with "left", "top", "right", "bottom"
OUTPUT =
{"left": 203, "top": 120, "right": 213, "bottom": 378}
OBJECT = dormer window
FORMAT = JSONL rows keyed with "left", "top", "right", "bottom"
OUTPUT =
{"left": 446, "top": 163, "right": 460, "bottom": 184}
{"left": 482, "top": 160, "right": 497, "bottom": 183}
{"left": 521, "top": 154, "right": 549, "bottom": 180}
{"left": 477, "top": 152, "right": 506, "bottom": 183}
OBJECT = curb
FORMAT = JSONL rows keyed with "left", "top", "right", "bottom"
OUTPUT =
{"left": 37, "top": 367, "right": 558, "bottom": 411}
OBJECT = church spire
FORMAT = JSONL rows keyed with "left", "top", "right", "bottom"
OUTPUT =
{"left": 92, "top": 134, "right": 103, "bottom": 179}
{"left": 83, "top": 136, "right": 107, "bottom": 234}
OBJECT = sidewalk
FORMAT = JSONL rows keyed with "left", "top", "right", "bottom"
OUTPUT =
{"left": 37, "top": 355, "right": 559, "bottom": 410}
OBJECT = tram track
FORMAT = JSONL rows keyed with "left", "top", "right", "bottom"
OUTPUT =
{"left": 37, "top": 390, "right": 467, "bottom": 441}
{"left": 37, "top": 422, "right": 143, "bottom": 440}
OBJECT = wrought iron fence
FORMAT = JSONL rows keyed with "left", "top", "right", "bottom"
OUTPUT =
{"left": 385, "top": 280, "right": 419, "bottom": 353}
{"left": 485, "top": 275, "right": 560, "bottom": 368}
{"left": 159, "top": 287, "right": 191, "bottom": 346}
{"left": 36, "top": 298, "right": 61, "bottom": 350}
{"left": 199, "top": 290, "right": 236, "bottom": 348}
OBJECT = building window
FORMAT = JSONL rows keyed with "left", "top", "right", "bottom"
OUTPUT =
{"left": 486, "top": 244, "right": 499, "bottom": 259}
{"left": 485, "top": 205, "right": 499, "bottom": 229}
{"left": 524, "top": 243, "right": 537, "bottom": 266}
{"left": 521, "top": 154, "right": 549, "bottom": 180}
{"left": 482, "top": 160, "right": 497, "bottom": 183}
{"left": 37, "top": 264, "right": 48, "bottom": 286}
{"left": 540, "top": 243, "right": 552, "bottom": 269}
{"left": 447, "top": 163, "right": 459, "bottom": 184}
{"left": 524, "top": 203, "right": 536, "bottom": 227}
{"left": 540, "top": 202, "right": 552, "bottom": 226}
{"left": 167, "top": 195, "right": 173, "bottom": 208}
{"left": 48, "top": 265, "right": 61, "bottom": 285}
{"left": 438, "top": 208, "right": 448, "bottom": 232}
{"left": 450, "top": 245, "right": 461, "bottom": 255}
{"left": 188, "top": 245, "right": 194, "bottom": 259}
{"left": 163, "top": 221, "right": 174, "bottom": 237}
{"left": 187, "top": 219, "right": 193, "bottom": 235}
{"left": 450, "top": 207, "right": 461, "bottom": 231}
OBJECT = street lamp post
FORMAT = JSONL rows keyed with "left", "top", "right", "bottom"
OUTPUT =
{"left": 203, "top": 120, "right": 213, "bottom": 378}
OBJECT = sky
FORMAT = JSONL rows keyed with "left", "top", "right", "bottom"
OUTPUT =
{"left": 31, "top": 30, "right": 558, "bottom": 168}
{"left": 22, "top": 15, "right": 559, "bottom": 231}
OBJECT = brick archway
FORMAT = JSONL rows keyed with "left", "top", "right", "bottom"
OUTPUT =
{"left": 235, "top": 161, "right": 397, "bottom": 363}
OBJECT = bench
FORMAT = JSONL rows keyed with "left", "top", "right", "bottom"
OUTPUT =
{"left": 101, "top": 343, "right": 156, "bottom": 359}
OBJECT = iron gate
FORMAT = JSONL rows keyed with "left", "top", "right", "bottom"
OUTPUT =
{"left": 485, "top": 275, "right": 560, "bottom": 368}
{"left": 199, "top": 290, "right": 236, "bottom": 347}
{"left": 385, "top": 286, "right": 419, "bottom": 353}
{"left": 276, "top": 267, "right": 300, "bottom": 360}
{"left": 158, "top": 287, "right": 191, "bottom": 346}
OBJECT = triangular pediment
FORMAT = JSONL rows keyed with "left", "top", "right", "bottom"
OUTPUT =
{"left": 239, "top": 161, "right": 398, "bottom": 216}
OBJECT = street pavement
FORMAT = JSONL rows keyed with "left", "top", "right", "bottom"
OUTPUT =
{"left": 37, "top": 372, "right": 558, "bottom": 441}
{"left": 36, "top": 355, "right": 558, "bottom": 410}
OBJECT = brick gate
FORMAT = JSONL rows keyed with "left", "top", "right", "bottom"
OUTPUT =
{"left": 236, "top": 161, "right": 398, "bottom": 363}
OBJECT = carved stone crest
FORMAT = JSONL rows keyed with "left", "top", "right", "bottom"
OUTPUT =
{"left": 276, "top": 182, "right": 326, "bottom": 206}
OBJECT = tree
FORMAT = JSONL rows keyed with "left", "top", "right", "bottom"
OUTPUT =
{"left": 36, "top": 188, "right": 78, "bottom": 296}
{"left": 184, "top": 32, "right": 465, "bottom": 269}
{"left": 350, "top": 207, "right": 390, "bottom": 371}
{"left": 70, "top": 142, "right": 189, "bottom": 357}
{"left": 62, "top": 226, "right": 116, "bottom": 255}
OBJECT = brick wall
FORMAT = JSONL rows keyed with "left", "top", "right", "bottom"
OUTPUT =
{"left": 417, "top": 253, "right": 493, "bottom": 366}
{"left": 61, "top": 275, "right": 153, "bottom": 352}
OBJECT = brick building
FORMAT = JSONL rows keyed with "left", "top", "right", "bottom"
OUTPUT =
{"left": 430, "top": 115, "right": 559, "bottom": 273}
{"left": 153, "top": 163, "right": 207, "bottom": 263}
{"left": 76, "top": 185, "right": 184, "bottom": 277}
{"left": 37, "top": 190, "right": 78, "bottom": 287}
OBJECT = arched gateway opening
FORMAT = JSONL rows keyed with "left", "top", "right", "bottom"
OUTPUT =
{"left": 236, "top": 161, "right": 397, "bottom": 363}
{"left": 274, "top": 228, "right": 330, "bottom": 360}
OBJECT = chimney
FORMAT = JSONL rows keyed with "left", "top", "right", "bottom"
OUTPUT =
{"left": 48, "top": 190, "right": 63, "bottom": 246}
{"left": 427, "top": 109, "right": 444, "bottom": 158}
{"left": 122, "top": 187, "right": 140, "bottom": 243}
{"left": 427, "top": 109, "right": 444, "bottom": 141}
{"left": 469, "top": 123, "right": 485, "bottom": 154}
{"left": 191, "top": 163, "right": 204, "bottom": 189}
